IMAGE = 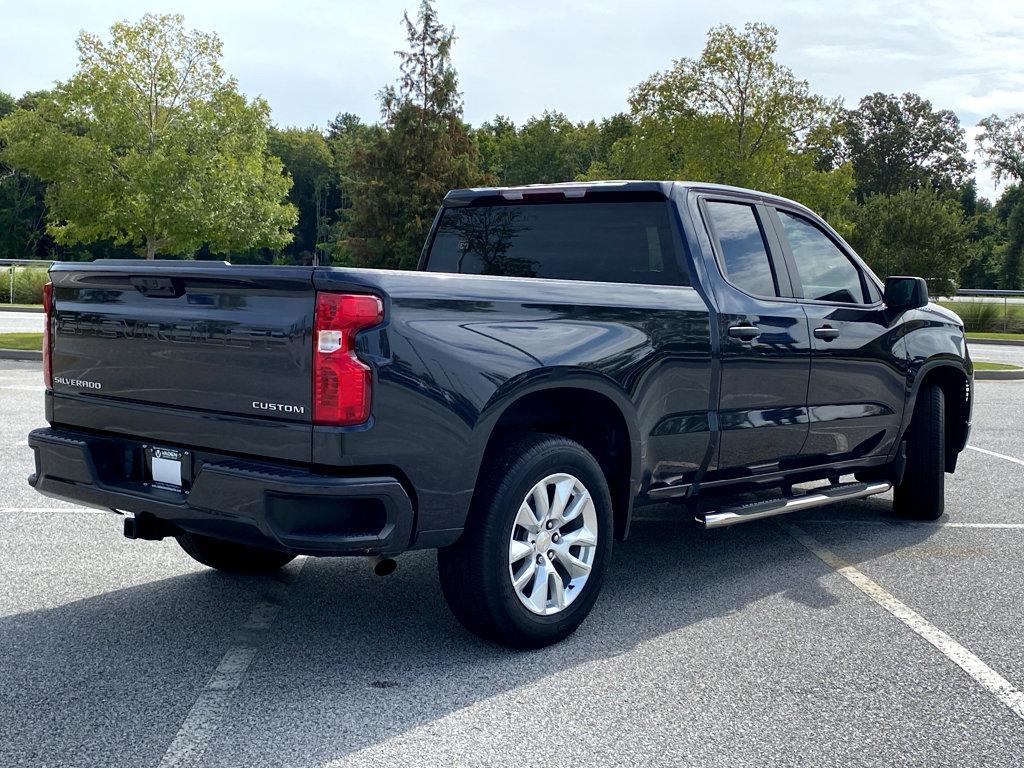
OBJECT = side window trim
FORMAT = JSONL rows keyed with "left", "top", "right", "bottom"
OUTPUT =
{"left": 697, "top": 194, "right": 796, "bottom": 301}
{"left": 755, "top": 202, "right": 797, "bottom": 298}
{"left": 762, "top": 206, "right": 804, "bottom": 299}
{"left": 665, "top": 199, "right": 697, "bottom": 289}
{"left": 766, "top": 206, "right": 879, "bottom": 307}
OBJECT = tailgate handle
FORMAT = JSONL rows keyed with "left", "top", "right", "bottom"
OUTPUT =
{"left": 131, "top": 276, "right": 183, "bottom": 298}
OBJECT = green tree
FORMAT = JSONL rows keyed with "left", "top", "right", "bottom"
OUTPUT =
{"left": 848, "top": 188, "right": 970, "bottom": 295}
{"left": 993, "top": 185, "right": 1024, "bottom": 289}
{"left": 341, "top": 0, "right": 483, "bottom": 269}
{"left": 475, "top": 114, "right": 517, "bottom": 182}
{"left": 269, "top": 126, "right": 335, "bottom": 263}
{"left": 977, "top": 113, "right": 1024, "bottom": 185}
{"left": 0, "top": 13, "right": 296, "bottom": 259}
{"left": 588, "top": 23, "right": 852, "bottom": 223}
{"left": 507, "top": 112, "right": 578, "bottom": 184}
{"left": 478, "top": 111, "right": 609, "bottom": 186}
{"left": 844, "top": 92, "right": 972, "bottom": 201}
{"left": 0, "top": 92, "right": 15, "bottom": 119}
{"left": 325, "top": 112, "right": 378, "bottom": 230}
{"left": 974, "top": 115, "right": 1024, "bottom": 288}
{"left": 0, "top": 91, "right": 50, "bottom": 258}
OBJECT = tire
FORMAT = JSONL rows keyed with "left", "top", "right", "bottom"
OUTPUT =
{"left": 892, "top": 383, "right": 945, "bottom": 520}
{"left": 438, "top": 433, "right": 614, "bottom": 648}
{"left": 176, "top": 531, "right": 295, "bottom": 574}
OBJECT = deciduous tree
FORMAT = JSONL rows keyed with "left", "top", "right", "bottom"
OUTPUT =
{"left": 848, "top": 188, "right": 970, "bottom": 295}
{"left": 587, "top": 23, "right": 852, "bottom": 225}
{"left": 269, "top": 126, "right": 335, "bottom": 263}
{"left": 0, "top": 91, "right": 49, "bottom": 258}
{"left": 977, "top": 113, "right": 1024, "bottom": 185}
{"left": 0, "top": 14, "right": 296, "bottom": 259}
{"left": 844, "top": 92, "right": 972, "bottom": 200}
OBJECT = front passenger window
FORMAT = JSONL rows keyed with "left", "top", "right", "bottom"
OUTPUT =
{"left": 778, "top": 211, "right": 866, "bottom": 304}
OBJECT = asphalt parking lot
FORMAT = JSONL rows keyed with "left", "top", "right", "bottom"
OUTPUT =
{"left": 1, "top": 359, "right": 1023, "bottom": 766}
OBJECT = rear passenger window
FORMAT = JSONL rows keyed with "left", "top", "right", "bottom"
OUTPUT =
{"left": 705, "top": 201, "right": 778, "bottom": 297}
{"left": 777, "top": 211, "right": 866, "bottom": 304}
{"left": 425, "top": 201, "right": 688, "bottom": 286}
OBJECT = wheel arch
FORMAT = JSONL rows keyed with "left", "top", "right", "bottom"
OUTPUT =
{"left": 471, "top": 373, "right": 641, "bottom": 541}
{"left": 904, "top": 360, "right": 972, "bottom": 473}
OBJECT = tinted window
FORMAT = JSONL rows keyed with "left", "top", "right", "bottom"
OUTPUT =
{"left": 705, "top": 201, "right": 777, "bottom": 297}
{"left": 425, "top": 201, "right": 688, "bottom": 286}
{"left": 778, "top": 211, "right": 866, "bottom": 304}
{"left": 865, "top": 277, "right": 883, "bottom": 304}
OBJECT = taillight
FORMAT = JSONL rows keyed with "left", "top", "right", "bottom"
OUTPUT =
{"left": 312, "top": 292, "right": 383, "bottom": 425}
{"left": 42, "top": 281, "right": 53, "bottom": 389}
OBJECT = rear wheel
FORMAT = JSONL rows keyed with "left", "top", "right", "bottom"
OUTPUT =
{"left": 892, "top": 383, "right": 945, "bottom": 520}
{"left": 438, "top": 433, "right": 614, "bottom": 648}
{"left": 176, "top": 531, "right": 295, "bottom": 574}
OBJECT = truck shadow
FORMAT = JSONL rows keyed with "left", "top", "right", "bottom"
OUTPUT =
{"left": 0, "top": 497, "right": 940, "bottom": 766}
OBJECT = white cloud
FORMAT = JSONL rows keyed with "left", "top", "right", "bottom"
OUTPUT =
{"left": 1, "top": 0, "right": 1020, "bottom": 200}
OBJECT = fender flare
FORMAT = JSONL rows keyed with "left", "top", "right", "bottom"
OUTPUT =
{"left": 468, "top": 367, "right": 643, "bottom": 536}
{"left": 896, "top": 357, "right": 973, "bottom": 467}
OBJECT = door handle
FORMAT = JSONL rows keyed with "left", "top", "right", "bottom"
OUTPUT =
{"left": 728, "top": 324, "right": 762, "bottom": 341}
{"left": 814, "top": 325, "right": 840, "bottom": 341}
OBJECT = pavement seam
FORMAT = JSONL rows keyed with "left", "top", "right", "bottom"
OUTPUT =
{"left": 157, "top": 557, "right": 307, "bottom": 768}
{"left": 778, "top": 519, "right": 1024, "bottom": 724}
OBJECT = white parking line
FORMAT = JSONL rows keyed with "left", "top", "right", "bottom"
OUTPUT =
{"left": 778, "top": 519, "right": 1024, "bottom": 723}
{"left": 968, "top": 445, "right": 1024, "bottom": 467}
{"left": 158, "top": 558, "right": 307, "bottom": 768}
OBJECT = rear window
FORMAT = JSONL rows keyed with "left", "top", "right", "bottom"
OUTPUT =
{"left": 424, "top": 201, "right": 688, "bottom": 286}
{"left": 704, "top": 201, "right": 778, "bottom": 298}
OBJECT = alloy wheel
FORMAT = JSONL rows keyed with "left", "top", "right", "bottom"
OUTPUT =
{"left": 508, "top": 472, "right": 599, "bottom": 615}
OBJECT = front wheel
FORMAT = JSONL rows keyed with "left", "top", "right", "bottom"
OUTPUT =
{"left": 892, "top": 383, "right": 945, "bottom": 520}
{"left": 438, "top": 433, "right": 614, "bottom": 648}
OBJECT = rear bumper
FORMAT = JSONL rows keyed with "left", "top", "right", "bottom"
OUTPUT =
{"left": 27, "top": 427, "right": 414, "bottom": 557}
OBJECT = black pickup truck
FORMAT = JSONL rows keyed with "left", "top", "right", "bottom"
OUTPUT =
{"left": 29, "top": 181, "right": 972, "bottom": 648}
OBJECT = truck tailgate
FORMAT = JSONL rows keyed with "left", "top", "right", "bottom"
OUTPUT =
{"left": 48, "top": 262, "right": 316, "bottom": 460}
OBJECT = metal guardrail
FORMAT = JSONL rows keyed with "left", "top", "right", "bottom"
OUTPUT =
{"left": 0, "top": 259, "right": 55, "bottom": 267}
{"left": 956, "top": 289, "right": 1024, "bottom": 297}
{"left": 946, "top": 289, "right": 1024, "bottom": 333}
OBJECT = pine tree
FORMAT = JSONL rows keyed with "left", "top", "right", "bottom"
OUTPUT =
{"left": 340, "top": 0, "right": 483, "bottom": 269}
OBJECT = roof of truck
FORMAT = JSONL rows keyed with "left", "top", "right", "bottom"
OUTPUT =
{"left": 442, "top": 180, "right": 809, "bottom": 211}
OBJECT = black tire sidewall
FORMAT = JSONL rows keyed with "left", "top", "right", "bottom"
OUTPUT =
{"left": 176, "top": 531, "right": 295, "bottom": 573}
{"left": 475, "top": 437, "right": 614, "bottom": 645}
{"left": 894, "top": 383, "right": 945, "bottom": 520}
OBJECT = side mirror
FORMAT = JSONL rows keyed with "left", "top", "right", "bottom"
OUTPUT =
{"left": 883, "top": 276, "right": 929, "bottom": 311}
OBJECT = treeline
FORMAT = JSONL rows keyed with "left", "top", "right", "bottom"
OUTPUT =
{"left": 2, "top": 3, "right": 1024, "bottom": 292}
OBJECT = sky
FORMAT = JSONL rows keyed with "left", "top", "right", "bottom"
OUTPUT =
{"left": 2, "top": 0, "right": 1022, "bottom": 200}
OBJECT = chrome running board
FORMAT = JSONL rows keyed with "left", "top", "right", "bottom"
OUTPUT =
{"left": 695, "top": 481, "right": 892, "bottom": 529}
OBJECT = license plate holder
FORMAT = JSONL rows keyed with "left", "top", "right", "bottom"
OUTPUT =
{"left": 145, "top": 446, "right": 190, "bottom": 491}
